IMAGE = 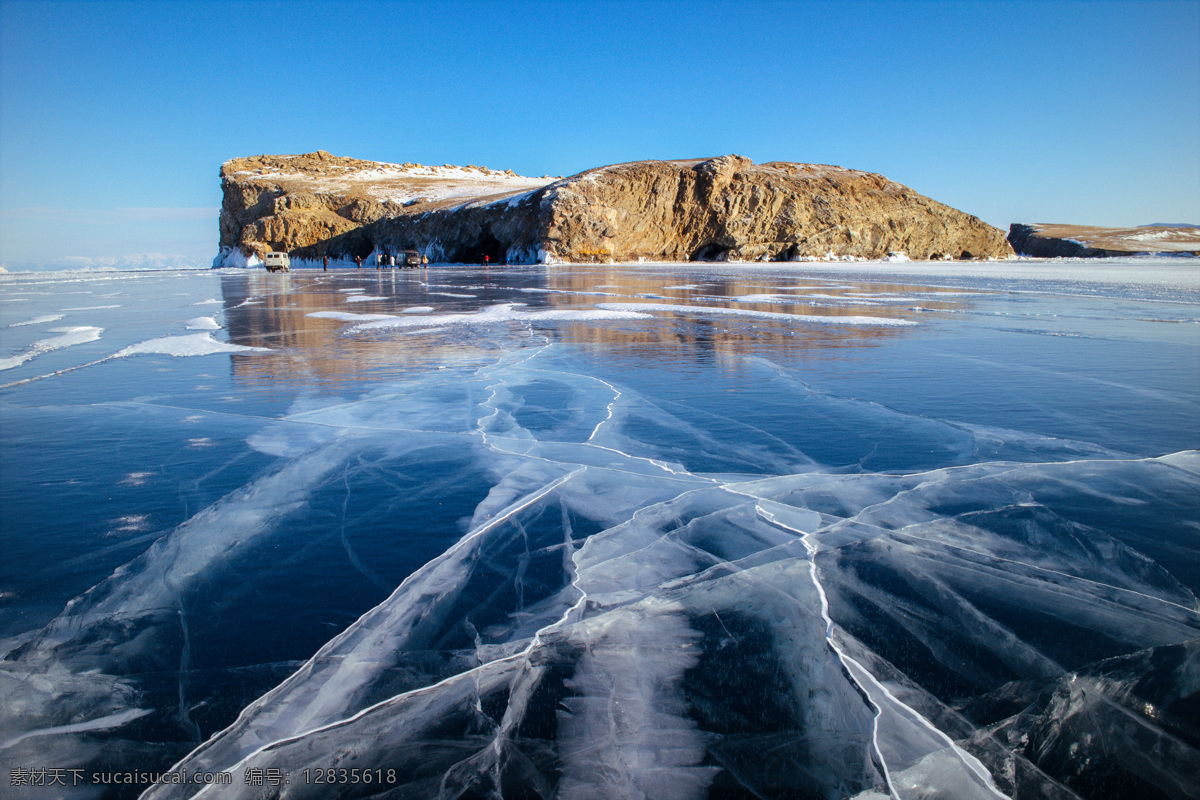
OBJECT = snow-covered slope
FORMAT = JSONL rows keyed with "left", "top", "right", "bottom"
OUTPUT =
{"left": 225, "top": 151, "right": 558, "bottom": 208}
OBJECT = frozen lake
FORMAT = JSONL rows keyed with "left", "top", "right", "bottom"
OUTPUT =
{"left": 1, "top": 259, "right": 1198, "bottom": 799}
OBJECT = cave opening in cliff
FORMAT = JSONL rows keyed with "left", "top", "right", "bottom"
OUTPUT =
{"left": 339, "top": 230, "right": 375, "bottom": 261}
{"left": 690, "top": 242, "right": 730, "bottom": 262}
{"left": 773, "top": 244, "right": 800, "bottom": 262}
{"left": 449, "top": 232, "right": 507, "bottom": 265}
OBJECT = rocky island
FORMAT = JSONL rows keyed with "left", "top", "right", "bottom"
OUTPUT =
{"left": 1008, "top": 222, "right": 1200, "bottom": 258}
{"left": 215, "top": 151, "right": 1015, "bottom": 266}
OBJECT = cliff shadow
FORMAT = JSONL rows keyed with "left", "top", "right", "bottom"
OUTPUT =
{"left": 292, "top": 226, "right": 377, "bottom": 261}
{"left": 444, "top": 231, "right": 508, "bottom": 265}
{"left": 691, "top": 241, "right": 731, "bottom": 261}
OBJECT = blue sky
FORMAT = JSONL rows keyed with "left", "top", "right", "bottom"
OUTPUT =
{"left": 1, "top": 0, "right": 1197, "bottom": 269}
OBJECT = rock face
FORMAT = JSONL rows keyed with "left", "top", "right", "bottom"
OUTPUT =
{"left": 214, "top": 151, "right": 556, "bottom": 266}
{"left": 1009, "top": 223, "right": 1200, "bottom": 258}
{"left": 537, "top": 156, "right": 1012, "bottom": 262}
{"left": 216, "top": 151, "right": 1014, "bottom": 266}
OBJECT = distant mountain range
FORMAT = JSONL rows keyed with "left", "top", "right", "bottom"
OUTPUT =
{"left": 1, "top": 253, "right": 208, "bottom": 272}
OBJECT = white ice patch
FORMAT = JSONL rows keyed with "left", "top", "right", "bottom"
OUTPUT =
{"left": 115, "top": 333, "right": 270, "bottom": 358}
{"left": 348, "top": 303, "right": 652, "bottom": 332}
{"left": 0, "top": 326, "right": 103, "bottom": 371}
{"left": 596, "top": 302, "right": 917, "bottom": 326}
{"left": 307, "top": 311, "right": 397, "bottom": 322}
{"left": 345, "top": 295, "right": 387, "bottom": 302}
{"left": 111, "top": 514, "right": 152, "bottom": 532}
{"left": 0, "top": 708, "right": 153, "bottom": 750}
{"left": 119, "top": 472, "right": 154, "bottom": 486}
{"left": 8, "top": 313, "right": 65, "bottom": 327}
{"left": 556, "top": 601, "right": 720, "bottom": 800}
{"left": 734, "top": 293, "right": 895, "bottom": 306}
{"left": 518, "top": 287, "right": 622, "bottom": 297}
{"left": 185, "top": 317, "right": 221, "bottom": 330}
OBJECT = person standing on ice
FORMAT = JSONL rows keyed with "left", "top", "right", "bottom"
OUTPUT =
{"left": 355, "top": 255, "right": 362, "bottom": 269}
{"left": 422, "top": 254, "right": 428, "bottom": 268}
{"left": 483, "top": 254, "right": 489, "bottom": 267}
{"left": 323, "top": 255, "right": 329, "bottom": 271}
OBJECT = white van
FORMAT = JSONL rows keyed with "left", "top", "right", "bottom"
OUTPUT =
{"left": 264, "top": 252, "right": 290, "bottom": 272}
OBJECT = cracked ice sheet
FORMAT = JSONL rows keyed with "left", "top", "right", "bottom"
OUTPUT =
{"left": 154, "top": 480, "right": 895, "bottom": 800}
{"left": 0, "top": 441, "right": 352, "bottom": 761}
{"left": 12, "top": 365, "right": 1197, "bottom": 798}
{"left": 4, "top": 274, "right": 1200, "bottom": 800}
{"left": 153, "top": 447, "right": 1200, "bottom": 799}
{"left": 141, "top": 461, "right": 717, "bottom": 796}
{"left": 0, "top": 353, "right": 585, "bottom": 784}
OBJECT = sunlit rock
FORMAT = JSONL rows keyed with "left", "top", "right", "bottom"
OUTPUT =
{"left": 216, "top": 152, "right": 1015, "bottom": 266}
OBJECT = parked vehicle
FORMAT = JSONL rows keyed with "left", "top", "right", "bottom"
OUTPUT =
{"left": 265, "top": 252, "right": 290, "bottom": 272}
{"left": 400, "top": 250, "right": 422, "bottom": 267}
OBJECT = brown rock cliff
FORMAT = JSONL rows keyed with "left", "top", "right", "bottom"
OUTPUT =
{"left": 216, "top": 152, "right": 1013, "bottom": 265}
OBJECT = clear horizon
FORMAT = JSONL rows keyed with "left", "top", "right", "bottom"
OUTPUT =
{"left": 2, "top": 0, "right": 1198, "bottom": 270}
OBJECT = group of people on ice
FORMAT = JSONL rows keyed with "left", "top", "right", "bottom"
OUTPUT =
{"left": 318, "top": 252, "right": 428, "bottom": 270}
{"left": 367, "top": 251, "right": 428, "bottom": 269}
{"left": 309, "top": 250, "right": 513, "bottom": 270}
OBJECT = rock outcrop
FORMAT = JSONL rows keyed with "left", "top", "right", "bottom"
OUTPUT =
{"left": 216, "top": 151, "right": 1014, "bottom": 266}
{"left": 1009, "top": 223, "right": 1200, "bottom": 258}
{"left": 214, "top": 151, "right": 556, "bottom": 266}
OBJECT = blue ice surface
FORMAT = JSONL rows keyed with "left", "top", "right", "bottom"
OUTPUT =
{"left": 0, "top": 260, "right": 1197, "bottom": 800}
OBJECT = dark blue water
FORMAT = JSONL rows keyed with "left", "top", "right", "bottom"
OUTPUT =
{"left": 1, "top": 261, "right": 1197, "bottom": 799}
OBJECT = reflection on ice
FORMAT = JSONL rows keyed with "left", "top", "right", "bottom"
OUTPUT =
{"left": 596, "top": 301, "right": 918, "bottom": 326}
{"left": 1, "top": 264, "right": 1197, "bottom": 799}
